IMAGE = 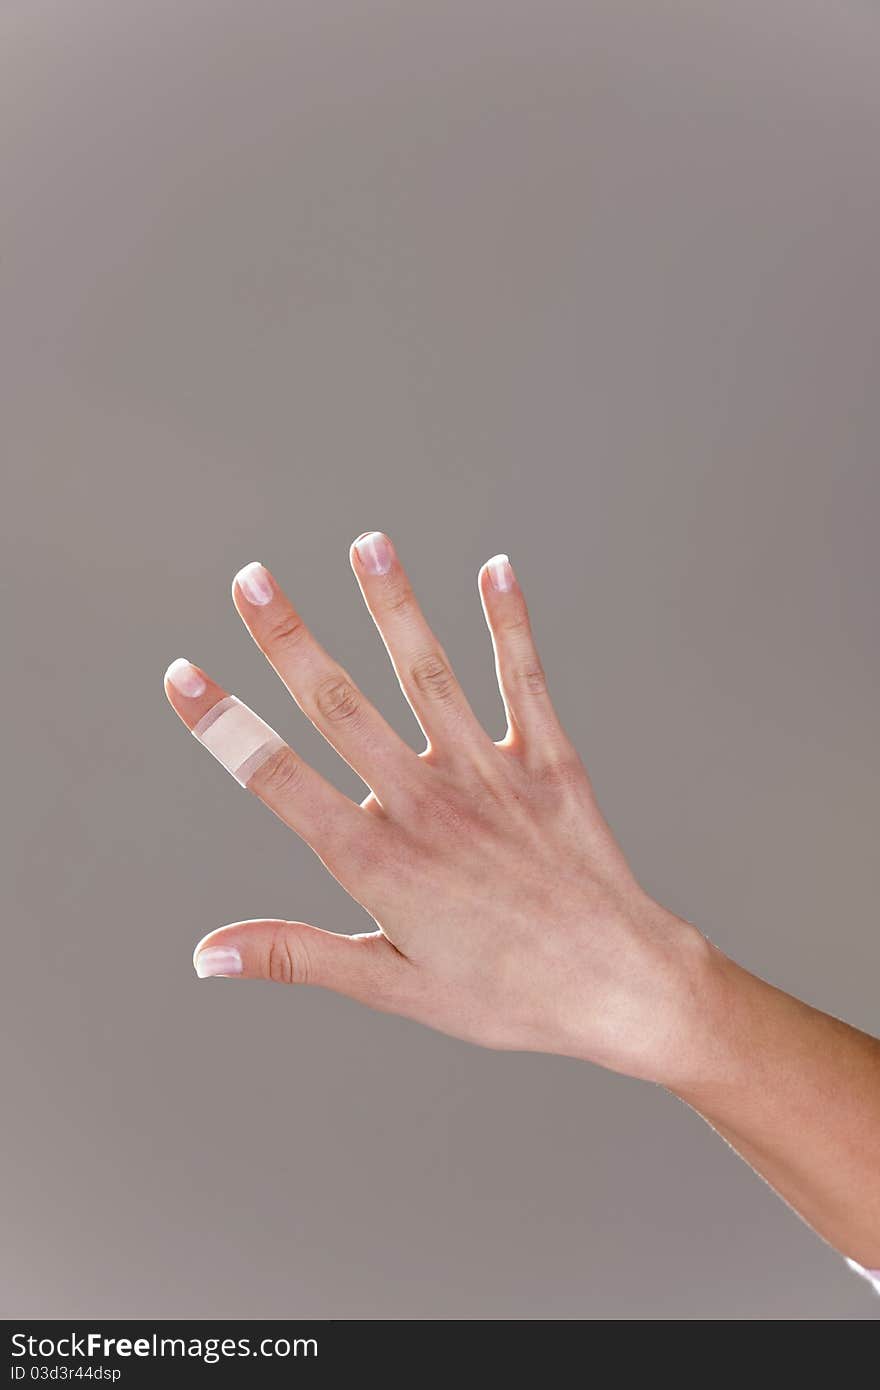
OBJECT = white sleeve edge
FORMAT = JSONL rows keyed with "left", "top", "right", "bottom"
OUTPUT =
{"left": 845, "top": 1258, "right": 880, "bottom": 1295}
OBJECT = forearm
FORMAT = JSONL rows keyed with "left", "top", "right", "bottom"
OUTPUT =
{"left": 669, "top": 943, "right": 880, "bottom": 1267}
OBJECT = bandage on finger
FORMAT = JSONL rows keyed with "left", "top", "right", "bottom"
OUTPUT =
{"left": 191, "top": 695, "right": 286, "bottom": 787}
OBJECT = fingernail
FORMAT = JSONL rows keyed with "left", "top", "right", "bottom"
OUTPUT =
{"left": 195, "top": 946, "right": 244, "bottom": 978}
{"left": 166, "top": 658, "right": 207, "bottom": 698}
{"left": 354, "top": 531, "right": 393, "bottom": 576}
{"left": 486, "top": 554, "right": 514, "bottom": 592}
{"left": 235, "top": 561, "right": 274, "bottom": 606}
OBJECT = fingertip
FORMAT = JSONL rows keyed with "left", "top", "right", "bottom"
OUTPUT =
{"left": 164, "top": 661, "right": 228, "bottom": 728}
{"left": 350, "top": 530, "right": 374, "bottom": 556}
{"left": 165, "top": 657, "right": 207, "bottom": 700}
{"left": 351, "top": 530, "right": 394, "bottom": 576}
{"left": 194, "top": 944, "right": 244, "bottom": 979}
{"left": 481, "top": 553, "right": 515, "bottom": 595}
{"left": 192, "top": 922, "right": 251, "bottom": 976}
{"left": 232, "top": 561, "right": 275, "bottom": 608}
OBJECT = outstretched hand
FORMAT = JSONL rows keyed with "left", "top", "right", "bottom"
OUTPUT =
{"left": 165, "top": 533, "right": 710, "bottom": 1084}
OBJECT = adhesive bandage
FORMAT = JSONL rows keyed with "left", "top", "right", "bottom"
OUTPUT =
{"left": 191, "top": 696, "right": 286, "bottom": 787}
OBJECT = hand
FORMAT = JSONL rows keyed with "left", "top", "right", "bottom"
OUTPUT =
{"left": 165, "top": 532, "right": 711, "bottom": 1084}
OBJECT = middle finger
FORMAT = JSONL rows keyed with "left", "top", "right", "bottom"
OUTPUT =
{"left": 350, "top": 531, "right": 493, "bottom": 760}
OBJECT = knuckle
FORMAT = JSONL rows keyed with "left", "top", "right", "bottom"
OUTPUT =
{"left": 498, "top": 607, "right": 531, "bottom": 636}
{"left": 512, "top": 661, "right": 547, "bottom": 695}
{"left": 252, "top": 745, "right": 304, "bottom": 798}
{"left": 411, "top": 781, "right": 471, "bottom": 839}
{"left": 267, "top": 932, "right": 307, "bottom": 985}
{"left": 535, "top": 751, "right": 584, "bottom": 796}
{"left": 265, "top": 611, "right": 307, "bottom": 651}
{"left": 382, "top": 579, "right": 414, "bottom": 616}
{"left": 315, "top": 675, "right": 361, "bottom": 725}
{"left": 347, "top": 828, "right": 401, "bottom": 890}
{"left": 410, "top": 651, "right": 457, "bottom": 703}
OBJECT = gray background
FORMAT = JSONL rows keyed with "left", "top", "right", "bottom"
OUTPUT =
{"left": 3, "top": 0, "right": 879, "bottom": 1320}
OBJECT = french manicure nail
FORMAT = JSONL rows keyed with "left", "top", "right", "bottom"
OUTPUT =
{"left": 486, "top": 554, "right": 514, "bottom": 592}
{"left": 235, "top": 562, "right": 274, "bottom": 606}
{"left": 166, "top": 658, "right": 207, "bottom": 698}
{"left": 195, "top": 946, "right": 244, "bottom": 978}
{"left": 354, "top": 531, "right": 393, "bottom": 576}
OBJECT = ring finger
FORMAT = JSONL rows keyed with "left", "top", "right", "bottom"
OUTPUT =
{"left": 350, "top": 531, "right": 492, "bottom": 760}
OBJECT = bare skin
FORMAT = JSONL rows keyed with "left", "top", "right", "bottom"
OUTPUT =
{"left": 164, "top": 533, "right": 880, "bottom": 1271}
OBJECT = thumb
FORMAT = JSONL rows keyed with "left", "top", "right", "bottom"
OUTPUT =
{"left": 192, "top": 919, "right": 405, "bottom": 1007}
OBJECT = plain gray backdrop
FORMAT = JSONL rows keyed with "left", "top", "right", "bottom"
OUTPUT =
{"left": 3, "top": 1, "right": 879, "bottom": 1319}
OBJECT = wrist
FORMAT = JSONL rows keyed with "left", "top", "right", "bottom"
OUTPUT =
{"left": 641, "top": 918, "right": 736, "bottom": 1090}
{"left": 627, "top": 915, "right": 759, "bottom": 1092}
{"left": 657, "top": 932, "right": 778, "bottom": 1096}
{"left": 556, "top": 904, "right": 741, "bottom": 1089}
